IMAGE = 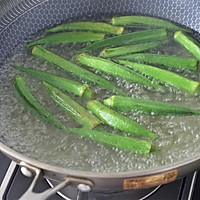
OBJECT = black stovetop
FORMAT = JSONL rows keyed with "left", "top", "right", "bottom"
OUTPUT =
{"left": 0, "top": 151, "right": 200, "bottom": 200}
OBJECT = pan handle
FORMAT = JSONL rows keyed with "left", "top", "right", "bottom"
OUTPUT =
{"left": 18, "top": 161, "right": 93, "bottom": 200}
{"left": 0, "top": 161, "right": 18, "bottom": 199}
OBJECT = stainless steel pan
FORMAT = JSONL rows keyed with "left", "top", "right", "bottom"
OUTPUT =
{"left": 1, "top": 0, "right": 200, "bottom": 199}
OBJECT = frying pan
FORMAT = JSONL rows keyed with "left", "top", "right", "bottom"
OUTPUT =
{"left": 1, "top": 0, "right": 200, "bottom": 199}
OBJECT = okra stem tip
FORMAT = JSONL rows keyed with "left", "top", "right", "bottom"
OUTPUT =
{"left": 104, "top": 96, "right": 114, "bottom": 107}
{"left": 82, "top": 85, "right": 94, "bottom": 99}
{"left": 77, "top": 53, "right": 85, "bottom": 60}
{"left": 117, "top": 27, "right": 125, "bottom": 35}
{"left": 173, "top": 31, "right": 182, "bottom": 39}
{"left": 110, "top": 17, "right": 117, "bottom": 25}
{"left": 99, "top": 49, "right": 107, "bottom": 57}
{"left": 193, "top": 82, "right": 200, "bottom": 95}
{"left": 31, "top": 45, "right": 41, "bottom": 54}
{"left": 43, "top": 81, "right": 50, "bottom": 88}
{"left": 87, "top": 100, "right": 97, "bottom": 107}
{"left": 14, "top": 74, "right": 21, "bottom": 80}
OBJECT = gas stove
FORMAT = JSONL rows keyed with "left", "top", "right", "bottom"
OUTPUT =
{"left": 0, "top": 152, "right": 200, "bottom": 200}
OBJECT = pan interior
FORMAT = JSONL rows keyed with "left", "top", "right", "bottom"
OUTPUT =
{"left": 1, "top": 0, "right": 200, "bottom": 174}
{"left": 1, "top": 23, "right": 200, "bottom": 173}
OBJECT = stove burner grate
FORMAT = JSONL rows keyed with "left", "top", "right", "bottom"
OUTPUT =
{"left": 0, "top": 151, "right": 199, "bottom": 200}
{"left": 46, "top": 177, "right": 161, "bottom": 200}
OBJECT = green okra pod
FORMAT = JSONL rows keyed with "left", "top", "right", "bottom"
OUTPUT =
{"left": 87, "top": 100, "right": 158, "bottom": 139}
{"left": 78, "top": 53, "right": 164, "bottom": 91}
{"left": 27, "top": 31, "right": 105, "bottom": 47}
{"left": 104, "top": 96, "right": 200, "bottom": 115}
{"left": 174, "top": 31, "right": 200, "bottom": 60}
{"left": 111, "top": 16, "right": 192, "bottom": 33}
{"left": 68, "top": 128, "right": 152, "bottom": 155}
{"left": 13, "top": 65, "right": 93, "bottom": 99}
{"left": 45, "top": 21, "right": 124, "bottom": 35}
{"left": 100, "top": 40, "right": 169, "bottom": 58}
{"left": 44, "top": 82, "right": 101, "bottom": 129}
{"left": 14, "top": 82, "right": 48, "bottom": 121}
{"left": 13, "top": 75, "right": 66, "bottom": 130}
{"left": 117, "top": 59, "right": 200, "bottom": 95}
{"left": 78, "top": 29, "right": 168, "bottom": 53}
{"left": 118, "top": 53, "right": 198, "bottom": 71}
{"left": 31, "top": 46, "right": 125, "bottom": 96}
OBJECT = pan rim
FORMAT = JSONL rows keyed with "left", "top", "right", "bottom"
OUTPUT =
{"left": 0, "top": 140, "right": 199, "bottom": 179}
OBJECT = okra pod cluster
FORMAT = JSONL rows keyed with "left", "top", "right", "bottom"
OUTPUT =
{"left": 78, "top": 29, "right": 168, "bottom": 53}
{"left": 87, "top": 100, "right": 158, "bottom": 139}
{"left": 14, "top": 77, "right": 151, "bottom": 154}
{"left": 78, "top": 53, "right": 164, "bottom": 91}
{"left": 13, "top": 75, "right": 66, "bottom": 130}
{"left": 44, "top": 82, "right": 101, "bottom": 129}
{"left": 13, "top": 15, "right": 200, "bottom": 156}
{"left": 31, "top": 46, "right": 125, "bottom": 96}
{"left": 14, "top": 65, "right": 93, "bottom": 99}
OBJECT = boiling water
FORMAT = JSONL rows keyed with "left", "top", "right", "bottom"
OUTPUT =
{"left": 1, "top": 28, "right": 200, "bottom": 173}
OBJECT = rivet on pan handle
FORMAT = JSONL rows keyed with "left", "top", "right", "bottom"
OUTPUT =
{"left": 19, "top": 161, "right": 93, "bottom": 200}
{"left": 123, "top": 170, "right": 178, "bottom": 190}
